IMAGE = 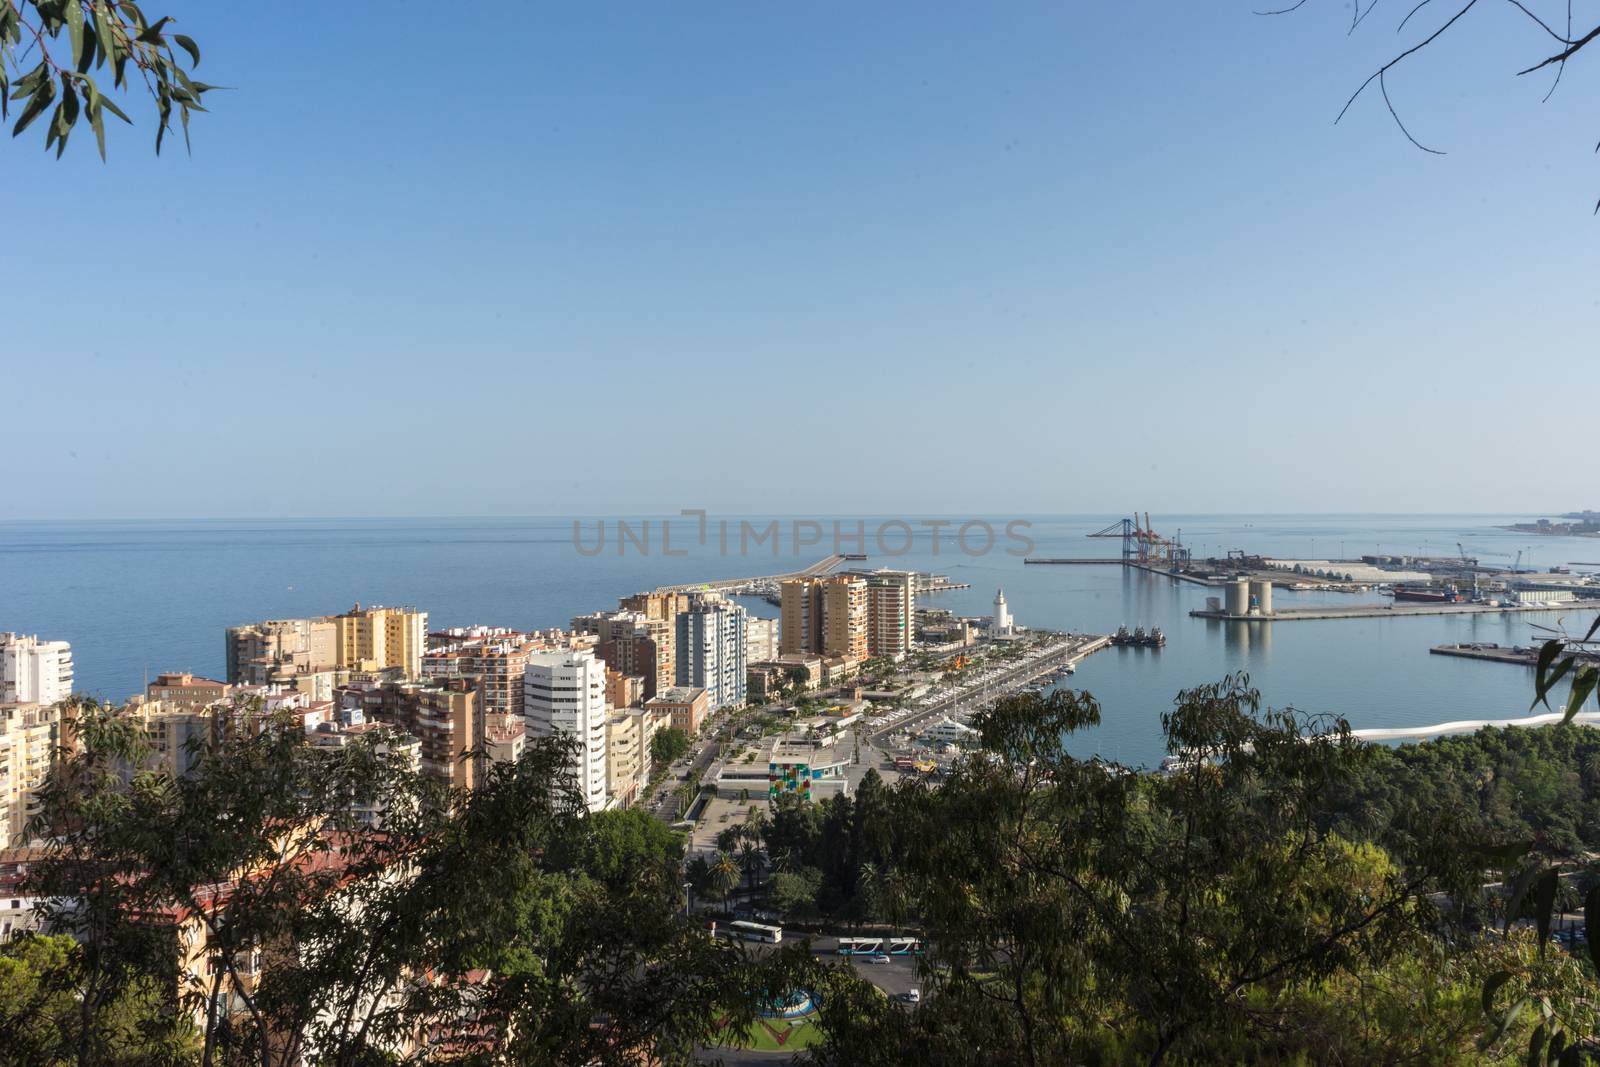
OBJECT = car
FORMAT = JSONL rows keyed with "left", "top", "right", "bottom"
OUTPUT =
{"left": 899, "top": 989, "right": 921, "bottom": 1003}
{"left": 866, "top": 953, "right": 890, "bottom": 964}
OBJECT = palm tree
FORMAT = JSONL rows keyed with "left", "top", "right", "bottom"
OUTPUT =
{"left": 708, "top": 850, "right": 741, "bottom": 911}
{"left": 737, "top": 841, "right": 765, "bottom": 892}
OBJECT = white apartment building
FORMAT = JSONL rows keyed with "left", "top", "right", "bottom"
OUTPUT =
{"left": 0, "top": 633, "right": 74, "bottom": 706}
{"left": 744, "top": 615, "right": 779, "bottom": 664}
{"left": 675, "top": 593, "right": 747, "bottom": 712}
{"left": 523, "top": 649, "right": 609, "bottom": 813}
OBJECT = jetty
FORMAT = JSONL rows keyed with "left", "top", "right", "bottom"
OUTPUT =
{"left": 655, "top": 553, "right": 847, "bottom": 594}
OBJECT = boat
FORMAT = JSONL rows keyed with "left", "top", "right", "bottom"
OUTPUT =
{"left": 1111, "top": 626, "right": 1165, "bottom": 649}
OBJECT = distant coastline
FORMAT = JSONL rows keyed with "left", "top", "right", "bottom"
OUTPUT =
{"left": 1499, "top": 516, "right": 1600, "bottom": 537}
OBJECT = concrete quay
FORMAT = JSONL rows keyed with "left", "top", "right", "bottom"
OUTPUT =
{"left": 1430, "top": 643, "right": 1600, "bottom": 668}
{"left": 1190, "top": 601, "right": 1578, "bottom": 622}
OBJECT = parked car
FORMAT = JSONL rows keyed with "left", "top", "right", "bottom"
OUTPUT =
{"left": 899, "top": 989, "right": 921, "bottom": 1004}
{"left": 867, "top": 953, "right": 890, "bottom": 964}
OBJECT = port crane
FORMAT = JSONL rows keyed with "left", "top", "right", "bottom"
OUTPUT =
{"left": 1455, "top": 544, "right": 1482, "bottom": 599}
{"left": 1088, "top": 513, "right": 1190, "bottom": 568}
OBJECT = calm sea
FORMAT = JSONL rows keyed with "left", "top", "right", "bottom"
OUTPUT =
{"left": 3, "top": 514, "right": 1596, "bottom": 767}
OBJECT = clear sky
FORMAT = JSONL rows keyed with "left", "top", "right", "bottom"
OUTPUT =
{"left": 6, "top": 1, "right": 1598, "bottom": 519}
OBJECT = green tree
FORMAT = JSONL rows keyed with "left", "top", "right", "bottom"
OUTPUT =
{"left": 546, "top": 808, "right": 684, "bottom": 892}
{"left": 808, "top": 680, "right": 1477, "bottom": 1066}
{"left": 25, "top": 699, "right": 763, "bottom": 1067}
{"left": 0, "top": 932, "right": 195, "bottom": 1066}
{"left": 767, "top": 867, "right": 822, "bottom": 921}
{"left": 736, "top": 840, "right": 765, "bottom": 893}
{"left": 651, "top": 727, "right": 690, "bottom": 769}
{"left": 707, "top": 851, "right": 741, "bottom": 911}
{"left": 2, "top": 1, "right": 215, "bottom": 158}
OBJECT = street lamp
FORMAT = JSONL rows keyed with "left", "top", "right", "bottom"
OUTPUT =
{"left": 684, "top": 881, "right": 693, "bottom": 918}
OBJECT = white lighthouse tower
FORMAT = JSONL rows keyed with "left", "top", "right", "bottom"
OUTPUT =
{"left": 992, "top": 588, "right": 1013, "bottom": 637}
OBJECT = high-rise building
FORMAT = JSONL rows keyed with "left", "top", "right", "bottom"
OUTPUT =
{"left": 605, "top": 712, "right": 643, "bottom": 808}
{"left": 865, "top": 570, "right": 917, "bottom": 661}
{"left": 331, "top": 604, "right": 427, "bottom": 679}
{"left": 745, "top": 615, "right": 779, "bottom": 664}
{"left": 779, "top": 576, "right": 867, "bottom": 665}
{"left": 0, "top": 703, "right": 69, "bottom": 848}
{"left": 779, "top": 580, "right": 817, "bottom": 656}
{"left": 675, "top": 594, "right": 747, "bottom": 711}
{"left": 225, "top": 617, "right": 340, "bottom": 696}
{"left": 422, "top": 628, "right": 551, "bottom": 728}
{"left": 574, "top": 610, "right": 673, "bottom": 699}
{"left": 605, "top": 669, "right": 644, "bottom": 710}
{"left": 523, "top": 649, "right": 609, "bottom": 813}
{"left": 619, "top": 591, "right": 691, "bottom": 623}
{"left": 226, "top": 606, "right": 428, "bottom": 698}
{"left": 0, "top": 633, "right": 74, "bottom": 706}
{"left": 120, "top": 698, "right": 225, "bottom": 780}
{"left": 338, "top": 680, "right": 482, "bottom": 792}
{"left": 820, "top": 577, "right": 868, "bottom": 664}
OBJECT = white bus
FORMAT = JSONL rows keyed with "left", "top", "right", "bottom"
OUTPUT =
{"left": 888, "top": 936, "right": 924, "bottom": 956}
{"left": 726, "top": 920, "right": 783, "bottom": 943}
{"left": 837, "top": 936, "right": 885, "bottom": 955}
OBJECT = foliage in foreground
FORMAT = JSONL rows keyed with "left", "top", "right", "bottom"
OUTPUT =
{"left": 3, "top": 1, "right": 214, "bottom": 158}
{"left": 18, "top": 702, "right": 782, "bottom": 1066}
{"left": 801, "top": 679, "right": 1595, "bottom": 1066}
{"left": 14, "top": 674, "right": 1600, "bottom": 1065}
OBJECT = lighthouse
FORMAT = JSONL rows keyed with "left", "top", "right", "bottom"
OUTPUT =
{"left": 993, "top": 588, "right": 1012, "bottom": 636}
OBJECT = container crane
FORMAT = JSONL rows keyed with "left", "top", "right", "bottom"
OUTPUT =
{"left": 1456, "top": 544, "right": 1481, "bottom": 599}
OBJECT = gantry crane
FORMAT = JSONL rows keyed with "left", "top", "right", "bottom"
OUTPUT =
{"left": 1088, "top": 513, "right": 1190, "bottom": 568}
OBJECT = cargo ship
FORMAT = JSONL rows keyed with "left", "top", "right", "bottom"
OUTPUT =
{"left": 1390, "top": 584, "right": 1466, "bottom": 604}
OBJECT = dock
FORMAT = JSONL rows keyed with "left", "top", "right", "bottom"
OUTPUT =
{"left": 1430, "top": 643, "right": 1600, "bottom": 668}
{"left": 1191, "top": 601, "right": 1578, "bottom": 622}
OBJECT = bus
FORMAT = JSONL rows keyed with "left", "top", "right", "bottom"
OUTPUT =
{"left": 837, "top": 936, "right": 885, "bottom": 955}
{"left": 726, "top": 920, "right": 783, "bottom": 944}
{"left": 888, "top": 937, "right": 924, "bottom": 956}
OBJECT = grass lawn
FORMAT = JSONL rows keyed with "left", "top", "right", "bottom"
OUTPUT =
{"left": 716, "top": 1014, "right": 824, "bottom": 1052}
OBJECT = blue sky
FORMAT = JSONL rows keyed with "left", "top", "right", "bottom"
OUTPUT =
{"left": 6, "top": 1, "right": 1598, "bottom": 518}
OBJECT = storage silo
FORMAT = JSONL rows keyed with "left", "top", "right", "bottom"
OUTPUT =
{"left": 1206, "top": 596, "right": 1222, "bottom": 614}
{"left": 1225, "top": 579, "right": 1250, "bottom": 617}
{"left": 1250, "top": 580, "right": 1274, "bottom": 616}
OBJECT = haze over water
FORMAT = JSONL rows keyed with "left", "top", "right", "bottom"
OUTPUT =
{"left": 4, "top": 514, "right": 1595, "bottom": 767}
